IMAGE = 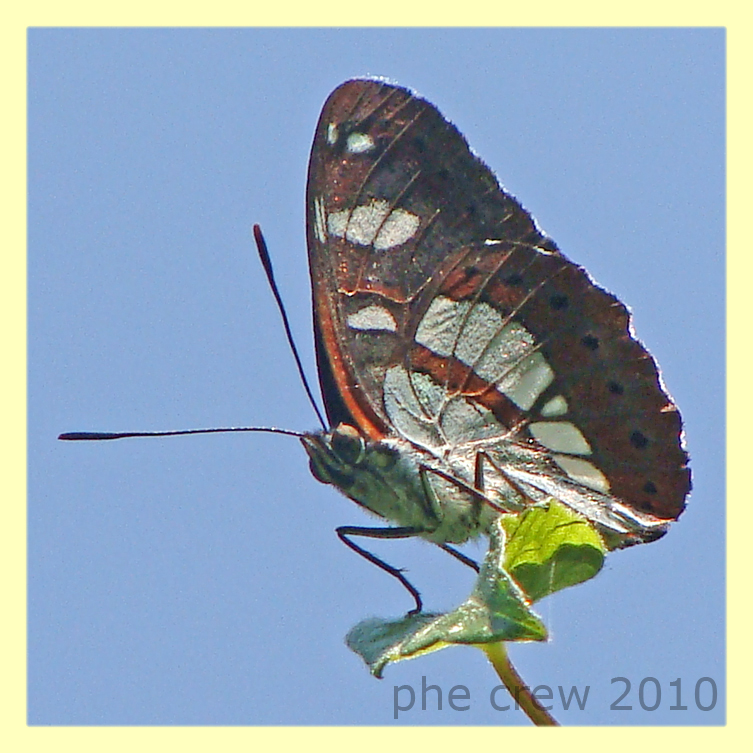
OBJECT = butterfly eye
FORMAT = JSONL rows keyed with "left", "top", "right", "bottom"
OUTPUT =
{"left": 331, "top": 424, "right": 366, "bottom": 466}
{"left": 308, "top": 456, "right": 355, "bottom": 490}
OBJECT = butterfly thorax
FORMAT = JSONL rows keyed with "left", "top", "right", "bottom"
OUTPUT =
{"left": 301, "top": 423, "right": 500, "bottom": 545}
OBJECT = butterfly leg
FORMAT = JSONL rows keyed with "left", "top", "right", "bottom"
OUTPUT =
{"left": 474, "top": 450, "right": 531, "bottom": 513}
{"left": 418, "top": 465, "right": 480, "bottom": 573}
{"left": 437, "top": 543, "right": 480, "bottom": 572}
{"left": 474, "top": 450, "right": 487, "bottom": 493}
{"left": 336, "top": 526, "right": 426, "bottom": 614}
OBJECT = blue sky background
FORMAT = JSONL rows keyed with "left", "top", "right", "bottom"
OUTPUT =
{"left": 28, "top": 28, "right": 725, "bottom": 725}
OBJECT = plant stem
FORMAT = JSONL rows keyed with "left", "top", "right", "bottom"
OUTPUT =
{"left": 483, "top": 642, "right": 559, "bottom": 726}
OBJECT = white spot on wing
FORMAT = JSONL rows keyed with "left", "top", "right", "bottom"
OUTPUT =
{"left": 540, "top": 395, "right": 568, "bottom": 417}
{"left": 346, "top": 305, "right": 397, "bottom": 332}
{"left": 440, "top": 399, "right": 504, "bottom": 444}
{"left": 529, "top": 421, "right": 592, "bottom": 455}
{"left": 501, "top": 353, "right": 554, "bottom": 410}
{"left": 415, "top": 296, "right": 554, "bottom": 409}
{"left": 345, "top": 201, "right": 389, "bottom": 245}
{"left": 384, "top": 366, "right": 443, "bottom": 449}
{"left": 327, "top": 199, "right": 419, "bottom": 250}
{"left": 346, "top": 132, "right": 375, "bottom": 153}
{"left": 415, "top": 296, "right": 466, "bottom": 354}
{"left": 327, "top": 208, "right": 350, "bottom": 238}
{"left": 374, "top": 209, "right": 420, "bottom": 250}
{"left": 383, "top": 365, "right": 505, "bottom": 450}
{"left": 313, "top": 196, "right": 327, "bottom": 243}
{"left": 326, "top": 122, "right": 338, "bottom": 145}
{"left": 552, "top": 454, "right": 610, "bottom": 493}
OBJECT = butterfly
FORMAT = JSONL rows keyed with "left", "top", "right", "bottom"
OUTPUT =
{"left": 61, "top": 78, "right": 691, "bottom": 615}
{"left": 298, "top": 79, "right": 690, "bottom": 611}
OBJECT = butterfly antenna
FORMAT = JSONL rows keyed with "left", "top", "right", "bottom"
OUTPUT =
{"left": 59, "top": 426, "right": 304, "bottom": 441}
{"left": 253, "top": 224, "right": 327, "bottom": 429}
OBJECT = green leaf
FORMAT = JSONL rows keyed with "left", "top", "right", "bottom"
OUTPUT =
{"left": 346, "top": 518, "right": 547, "bottom": 677}
{"left": 501, "top": 500, "right": 606, "bottom": 602}
{"left": 346, "top": 503, "right": 607, "bottom": 677}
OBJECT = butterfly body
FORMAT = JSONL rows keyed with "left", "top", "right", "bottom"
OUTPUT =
{"left": 303, "top": 426, "right": 499, "bottom": 545}
{"left": 303, "top": 79, "right": 690, "bottom": 566}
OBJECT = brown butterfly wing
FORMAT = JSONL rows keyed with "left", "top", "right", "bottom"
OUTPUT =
{"left": 306, "top": 79, "right": 553, "bottom": 434}
{"left": 305, "top": 78, "right": 689, "bottom": 524}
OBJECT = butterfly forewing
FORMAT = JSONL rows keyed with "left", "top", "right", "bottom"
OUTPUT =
{"left": 306, "top": 78, "right": 689, "bottom": 546}
{"left": 306, "top": 80, "right": 553, "bottom": 433}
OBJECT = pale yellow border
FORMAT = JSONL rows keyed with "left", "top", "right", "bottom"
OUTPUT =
{"left": 6, "top": 3, "right": 743, "bottom": 750}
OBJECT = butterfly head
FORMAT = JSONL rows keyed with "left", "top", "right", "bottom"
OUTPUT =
{"left": 301, "top": 424, "right": 499, "bottom": 544}
{"left": 301, "top": 423, "right": 398, "bottom": 492}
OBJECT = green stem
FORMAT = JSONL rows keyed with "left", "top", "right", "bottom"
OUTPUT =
{"left": 483, "top": 642, "right": 559, "bottom": 726}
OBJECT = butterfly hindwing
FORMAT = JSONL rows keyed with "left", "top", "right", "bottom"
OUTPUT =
{"left": 402, "top": 240, "right": 689, "bottom": 521}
